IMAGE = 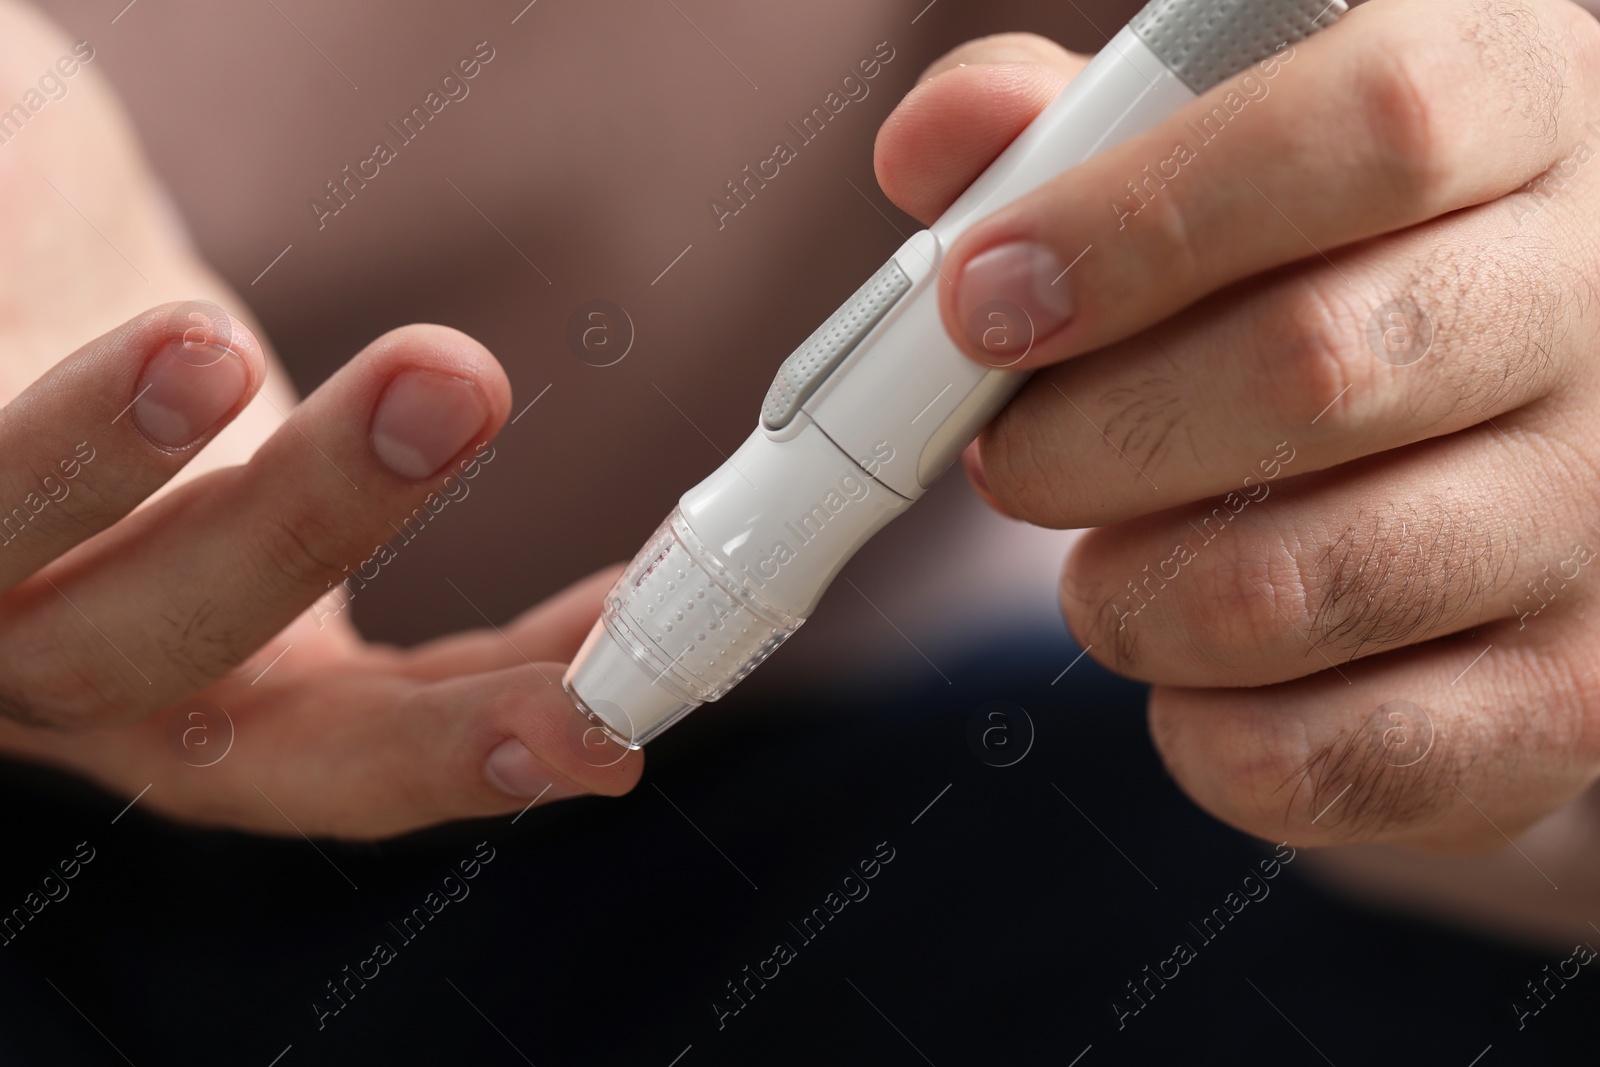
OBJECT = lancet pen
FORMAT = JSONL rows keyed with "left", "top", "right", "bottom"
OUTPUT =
{"left": 565, "top": 0, "right": 1348, "bottom": 746}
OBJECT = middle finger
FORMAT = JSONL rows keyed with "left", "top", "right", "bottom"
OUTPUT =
{"left": 975, "top": 196, "right": 1592, "bottom": 529}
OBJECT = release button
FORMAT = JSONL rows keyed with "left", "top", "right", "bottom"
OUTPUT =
{"left": 759, "top": 258, "right": 912, "bottom": 431}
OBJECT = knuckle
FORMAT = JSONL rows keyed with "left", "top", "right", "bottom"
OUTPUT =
{"left": 1359, "top": 39, "right": 1456, "bottom": 206}
{"left": 1064, "top": 518, "right": 1304, "bottom": 684}
{"left": 1170, "top": 523, "right": 1305, "bottom": 675}
{"left": 980, "top": 403, "right": 1073, "bottom": 526}
{"left": 250, "top": 507, "right": 350, "bottom": 596}
{"left": 1258, "top": 280, "right": 1373, "bottom": 434}
{"left": 1137, "top": 181, "right": 1204, "bottom": 291}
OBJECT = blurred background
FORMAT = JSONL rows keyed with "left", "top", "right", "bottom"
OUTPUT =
{"left": 1, "top": 0, "right": 1595, "bottom": 1062}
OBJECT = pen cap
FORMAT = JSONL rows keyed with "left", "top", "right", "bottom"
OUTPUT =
{"left": 564, "top": 508, "right": 802, "bottom": 748}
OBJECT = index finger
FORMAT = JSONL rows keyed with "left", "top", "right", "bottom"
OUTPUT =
{"left": 939, "top": 0, "right": 1600, "bottom": 369}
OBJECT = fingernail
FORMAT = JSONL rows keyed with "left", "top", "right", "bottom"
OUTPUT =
{"left": 371, "top": 370, "right": 488, "bottom": 480}
{"left": 484, "top": 738, "right": 586, "bottom": 800}
{"left": 132, "top": 340, "right": 249, "bottom": 447}
{"left": 955, "top": 240, "right": 1075, "bottom": 362}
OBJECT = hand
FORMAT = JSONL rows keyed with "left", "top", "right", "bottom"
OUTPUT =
{"left": 0, "top": 2, "right": 639, "bottom": 837}
{"left": 874, "top": 0, "right": 1600, "bottom": 856}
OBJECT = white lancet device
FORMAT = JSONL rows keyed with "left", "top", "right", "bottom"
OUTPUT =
{"left": 565, "top": 0, "right": 1347, "bottom": 747}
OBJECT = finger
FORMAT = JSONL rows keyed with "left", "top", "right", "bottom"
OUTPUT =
{"left": 253, "top": 663, "right": 643, "bottom": 837}
{"left": 1060, "top": 418, "right": 1598, "bottom": 688}
{"left": 399, "top": 564, "right": 625, "bottom": 682}
{"left": 876, "top": 34, "right": 1088, "bottom": 225}
{"left": 939, "top": 0, "right": 1600, "bottom": 368}
{"left": 960, "top": 440, "right": 1012, "bottom": 517}
{"left": 0, "top": 301, "right": 264, "bottom": 591}
{"left": 972, "top": 198, "right": 1583, "bottom": 527}
{"left": 2, "top": 662, "right": 643, "bottom": 839}
{"left": 1148, "top": 621, "right": 1600, "bottom": 852}
{"left": 0, "top": 324, "right": 511, "bottom": 728}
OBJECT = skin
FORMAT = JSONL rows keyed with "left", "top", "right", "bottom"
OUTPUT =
{"left": 874, "top": 0, "right": 1600, "bottom": 863}
{"left": 0, "top": 1, "right": 639, "bottom": 837}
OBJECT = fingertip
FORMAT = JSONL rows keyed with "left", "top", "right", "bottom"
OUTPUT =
{"left": 872, "top": 75, "right": 949, "bottom": 224}
{"left": 112, "top": 301, "right": 268, "bottom": 450}
{"left": 882, "top": 61, "right": 1092, "bottom": 369}
{"left": 483, "top": 737, "right": 590, "bottom": 802}
{"left": 358, "top": 324, "right": 512, "bottom": 482}
{"left": 942, "top": 229, "right": 1079, "bottom": 371}
{"left": 476, "top": 665, "right": 644, "bottom": 803}
{"left": 162, "top": 302, "right": 270, "bottom": 392}
{"left": 971, "top": 415, "right": 1069, "bottom": 528}
{"left": 1145, "top": 684, "right": 1324, "bottom": 848}
{"left": 365, "top": 323, "right": 514, "bottom": 430}
{"left": 875, "top": 62, "right": 1075, "bottom": 225}
{"left": 960, "top": 440, "right": 1013, "bottom": 518}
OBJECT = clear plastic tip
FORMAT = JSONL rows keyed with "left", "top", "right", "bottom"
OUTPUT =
{"left": 563, "top": 508, "right": 802, "bottom": 747}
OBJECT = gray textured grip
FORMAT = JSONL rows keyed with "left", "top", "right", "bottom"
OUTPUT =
{"left": 1131, "top": 0, "right": 1345, "bottom": 96}
{"left": 761, "top": 260, "right": 911, "bottom": 431}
